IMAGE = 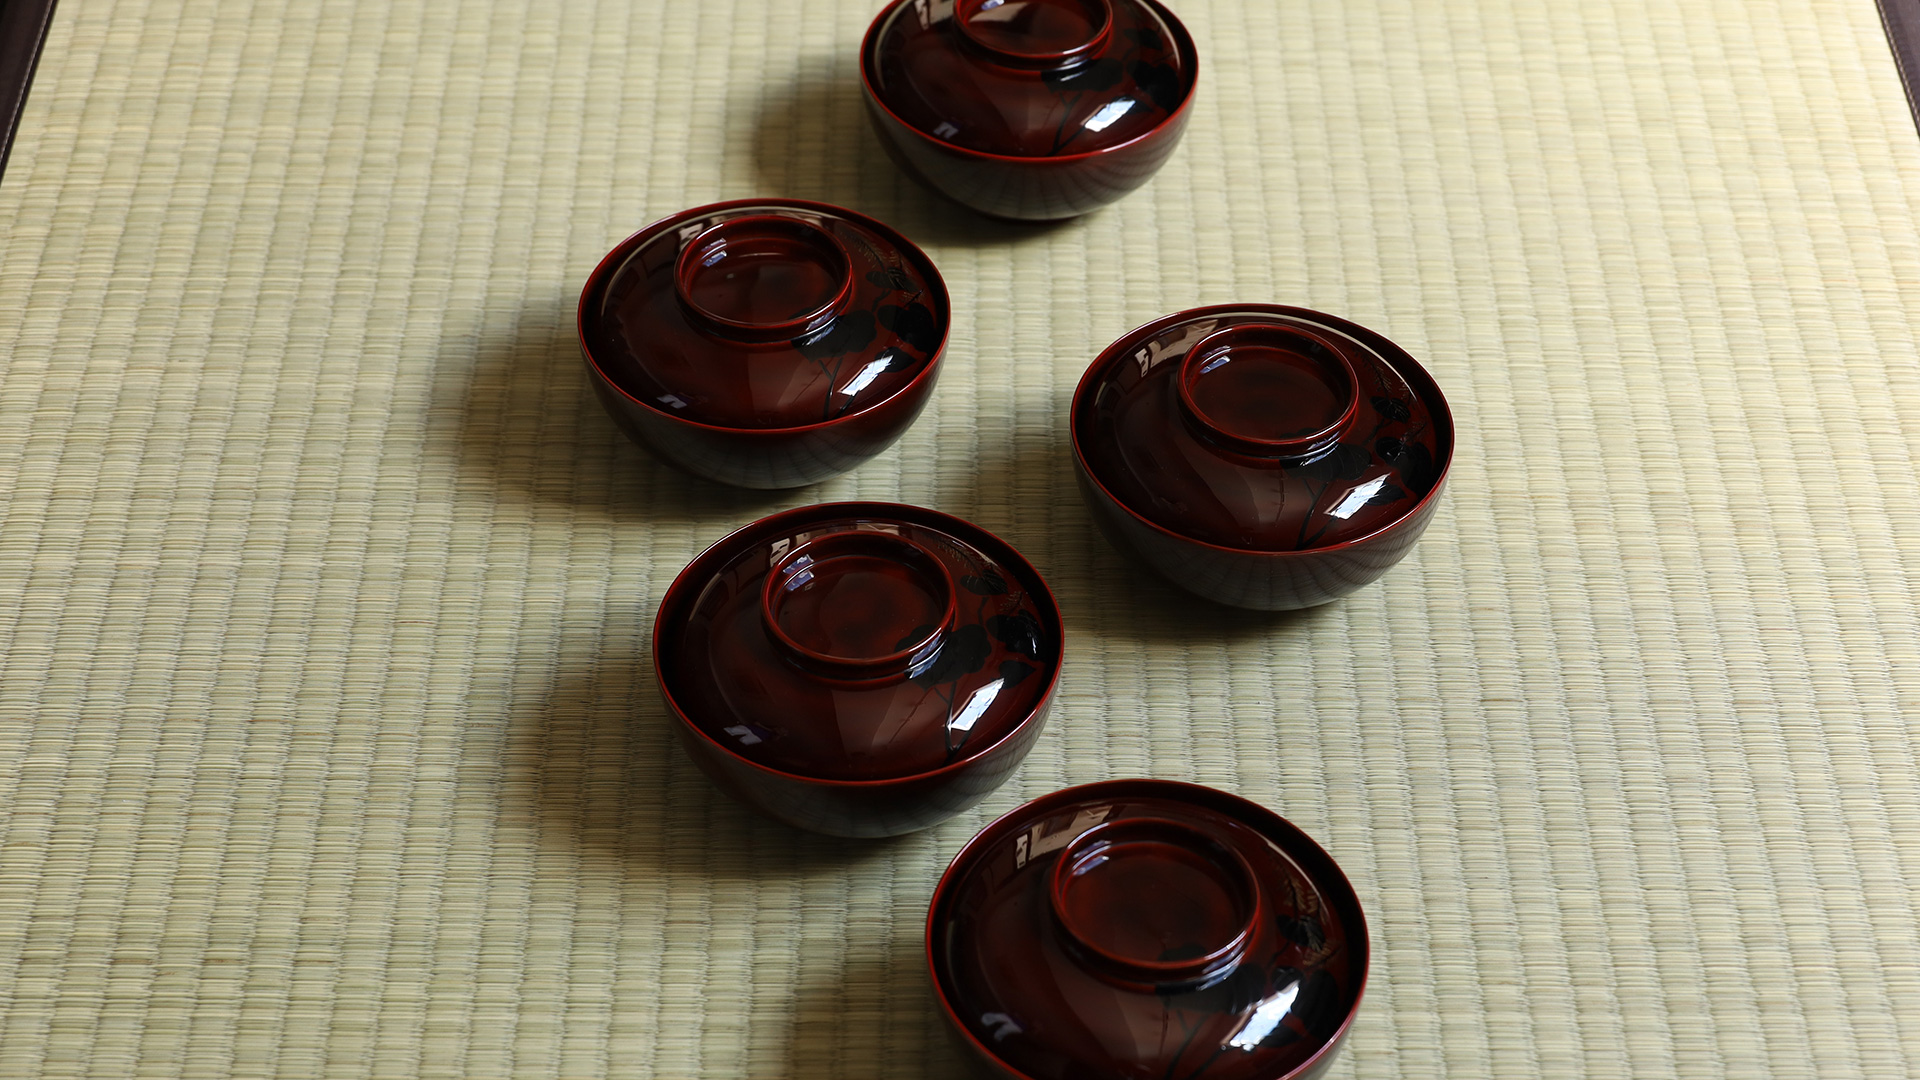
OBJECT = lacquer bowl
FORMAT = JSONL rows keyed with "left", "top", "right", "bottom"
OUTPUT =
{"left": 579, "top": 199, "right": 950, "bottom": 488}
{"left": 928, "top": 779, "right": 1369, "bottom": 1080}
{"left": 654, "top": 502, "right": 1064, "bottom": 837}
{"left": 1071, "top": 305, "right": 1453, "bottom": 609}
{"left": 860, "top": 0, "right": 1198, "bottom": 221}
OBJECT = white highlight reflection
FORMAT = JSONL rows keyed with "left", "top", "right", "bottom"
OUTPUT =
{"left": 948, "top": 678, "right": 1004, "bottom": 735}
{"left": 839, "top": 355, "right": 894, "bottom": 399}
{"left": 1084, "top": 99, "right": 1136, "bottom": 133}
{"left": 1328, "top": 475, "right": 1386, "bottom": 520}
{"left": 1226, "top": 981, "right": 1300, "bottom": 1051}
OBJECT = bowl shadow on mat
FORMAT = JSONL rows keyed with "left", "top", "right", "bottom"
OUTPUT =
{"left": 500, "top": 621, "right": 912, "bottom": 884}
{"left": 751, "top": 57, "right": 1076, "bottom": 248}
{"left": 429, "top": 293, "right": 794, "bottom": 527}
{"left": 953, "top": 419, "right": 1331, "bottom": 643}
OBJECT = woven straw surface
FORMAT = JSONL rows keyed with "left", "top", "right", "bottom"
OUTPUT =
{"left": 3, "top": 0, "right": 1919, "bottom": 1076}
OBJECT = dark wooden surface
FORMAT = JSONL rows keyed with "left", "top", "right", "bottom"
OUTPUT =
{"left": 0, "top": 0, "right": 59, "bottom": 182}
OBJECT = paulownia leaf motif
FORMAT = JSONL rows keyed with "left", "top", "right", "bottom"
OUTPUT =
{"left": 1371, "top": 395, "right": 1412, "bottom": 423}
{"left": 866, "top": 266, "right": 915, "bottom": 291}
{"left": 1375, "top": 436, "right": 1436, "bottom": 493}
{"left": 985, "top": 611, "right": 1043, "bottom": 659}
{"left": 878, "top": 301, "right": 941, "bottom": 355}
{"left": 1128, "top": 60, "right": 1183, "bottom": 112}
{"left": 959, "top": 572, "right": 1008, "bottom": 596}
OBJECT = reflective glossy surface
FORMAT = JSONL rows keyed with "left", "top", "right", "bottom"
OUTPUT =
{"left": 929, "top": 780, "right": 1368, "bottom": 1080}
{"left": 579, "top": 200, "right": 949, "bottom": 488}
{"left": 656, "top": 502, "right": 1063, "bottom": 837}
{"left": 1072, "top": 305, "right": 1453, "bottom": 609}
{"left": 869, "top": 0, "right": 1191, "bottom": 158}
{"left": 1083, "top": 315, "right": 1442, "bottom": 551}
{"left": 861, "top": 0, "right": 1197, "bottom": 220}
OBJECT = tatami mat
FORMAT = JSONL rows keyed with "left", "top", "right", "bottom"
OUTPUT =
{"left": 2, "top": 0, "right": 1919, "bottom": 1076}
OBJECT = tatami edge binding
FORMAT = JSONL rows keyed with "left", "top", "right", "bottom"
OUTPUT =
{"left": 1878, "top": 0, "right": 1920, "bottom": 135}
{"left": 0, "top": 0, "right": 60, "bottom": 183}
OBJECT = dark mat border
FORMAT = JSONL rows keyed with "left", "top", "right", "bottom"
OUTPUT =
{"left": 1879, "top": 0, "right": 1920, "bottom": 135}
{"left": 0, "top": 0, "right": 60, "bottom": 184}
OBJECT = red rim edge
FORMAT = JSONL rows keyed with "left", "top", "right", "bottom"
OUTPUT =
{"left": 1070, "top": 304, "right": 1456, "bottom": 558}
{"left": 858, "top": 0, "right": 1200, "bottom": 166}
{"left": 577, "top": 198, "right": 952, "bottom": 436}
{"left": 652, "top": 501, "right": 1065, "bottom": 790}
{"left": 924, "top": 778, "right": 1371, "bottom": 1080}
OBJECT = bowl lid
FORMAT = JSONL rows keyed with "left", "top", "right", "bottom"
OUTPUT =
{"left": 655, "top": 502, "right": 1063, "bottom": 783}
{"left": 1072, "top": 306, "right": 1452, "bottom": 552}
{"left": 579, "top": 200, "right": 949, "bottom": 430}
{"left": 863, "top": 0, "right": 1196, "bottom": 159}
{"left": 928, "top": 779, "right": 1368, "bottom": 1080}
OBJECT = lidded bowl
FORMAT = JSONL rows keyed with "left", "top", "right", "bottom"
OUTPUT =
{"left": 928, "top": 779, "right": 1369, "bottom": 1080}
{"left": 861, "top": 0, "right": 1198, "bottom": 220}
{"left": 1072, "top": 305, "right": 1453, "bottom": 609}
{"left": 579, "top": 199, "right": 949, "bottom": 488}
{"left": 654, "top": 502, "right": 1063, "bottom": 837}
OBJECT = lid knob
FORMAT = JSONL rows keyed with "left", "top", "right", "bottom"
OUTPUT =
{"left": 675, "top": 215, "right": 856, "bottom": 343}
{"left": 953, "top": 0, "right": 1114, "bottom": 68}
{"left": 761, "top": 531, "right": 958, "bottom": 682}
{"left": 1175, "top": 323, "right": 1362, "bottom": 459}
{"left": 1049, "top": 817, "right": 1262, "bottom": 990}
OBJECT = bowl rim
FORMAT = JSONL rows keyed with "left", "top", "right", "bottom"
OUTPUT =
{"left": 924, "top": 777, "right": 1371, "bottom": 1080}
{"left": 858, "top": 0, "right": 1200, "bottom": 166}
{"left": 578, "top": 198, "right": 951, "bottom": 436}
{"left": 652, "top": 501, "right": 1065, "bottom": 789}
{"left": 1070, "top": 303, "right": 1455, "bottom": 557}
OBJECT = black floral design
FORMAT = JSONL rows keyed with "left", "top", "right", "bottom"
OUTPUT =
{"left": 1128, "top": 59, "right": 1183, "bottom": 112}
{"left": 867, "top": 266, "right": 915, "bottom": 291}
{"left": 1370, "top": 394, "right": 1412, "bottom": 423}
{"left": 877, "top": 347, "right": 920, "bottom": 375}
{"left": 908, "top": 620, "right": 993, "bottom": 756}
{"left": 891, "top": 555, "right": 1055, "bottom": 759}
{"left": 998, "top": 659, "right": 1037, "bottom": 688}
{"left": 1293, "top": 443, "right": 1374, "bottom": 549}
{"left": 1366, "top": 481, "right": 1408, "bottom": 507}
{"left": 1277, "top": 914, "right": 1326, "bottom": 952}
{"left": 986, "top": 611, "right": 1043, "bottom": 658}
{"left": 1293, "top": 970, "right": 1345, "bottom": 1043}
{"left": 791, "top": 310, "right": 881, "bottom": 420}
{"left": 1375, "top": 435, "right": 1436, "bottom": 494}
{"left": 960, "top": 571, "right": 1008, "bottom": 595}
{"left": 878, "top": 300, "right": 942, "bottom": 355}
{"left": 909, "top": 623, "right": 992, "bottom": 690}
{"left": 792, "top": 250, "right": 936, "bottom": 419}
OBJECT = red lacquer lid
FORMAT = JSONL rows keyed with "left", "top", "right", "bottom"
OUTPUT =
{"left": 928, "top": 779, "right": 1369, "bottom": 1080}
{"left": 863, "top": 0, "right": 1197, "bottom": 159}
{"left": 580, "top": 200, "right": 948, "bottom": 430}
{"left": 655, "top": 503, "right": 1063, "bottom": 782}
{"left": 1072, "top": 306, "right": 1452, "bottom": 552}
